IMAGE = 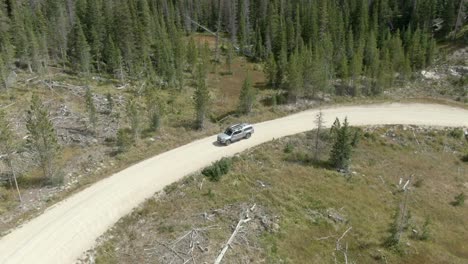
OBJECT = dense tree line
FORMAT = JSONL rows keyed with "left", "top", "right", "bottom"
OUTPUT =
{"left": 0, "top": 0, "right": 465, "bottom": 94}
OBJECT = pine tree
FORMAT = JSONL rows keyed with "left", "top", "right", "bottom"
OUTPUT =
{"left": 187, "top": 37, "right": 198, "bottom": 70}
{"left": 0, "top": 110, "right": 22, "bottom": 201}
{"left": 145, "top": 89, "right": 163, "bottom": 131}
{"left": 103, "top": 34, "right": 119, "bottom": 75}
{"left": 253, "top": 25, "right": 265, "bottom": 60}
{"left": 113, "top": 0, "right": 136, "bottom": 72}
{"left": 85, "top": 88, "right": 97, "bottom": 133}
{"left": 135, "top": 0, "right": 153, "bottom": 65}
{"left": 425, "top": 36, "right": 437, "bottom": 67}
{"left": 84, "top": 0, "right": 104, "bottom": 72}
{"left": 0, "top": 54, "right": 7, "bottom": 89}
{"left": 329, "top": 117, "right": 352, "bottom": 171}
{"left": 238, "top": 0, "right": 250, "bottom": 50}
{"left": 286, "top": 50, "right": 303, "bottom": 102}
{"left": 441, "top": 0, "right": 456, "bottom": 36}
{"left": 264, "top": 52, "right": 277, "bottom": 87}
{"left": 172, "top": 30, "right": 186, "bottom": 89}
{"left": 226, "top": 42, "right": 234, "bottom": 74}
{"left": 349, "top": 42, "right": 364, "bottom": 93}
{"left": 338, "top": 54, "right": 349, "bottom": 82}
{"left": 310, "top": 48, "right": 331, "bottom": 98}
{"left": 277, "top": 30, "right": 288, "bottom": 86}
{"left": 106, "top": 92, "right": 114, "bottom": 114}
{"left": 194, "top": 64, "right": 210, "bottom": 130}
{"left": 126, "top": 97, "right": 140, "bottom": 141}
{"left": 302, "top": 47, "right": 315, "bottom": 97}
{"left": 68, "top": 20, "right": 91, "bottom": 73}
{"left": 26, "top": 95, "right": 60, "bottom": 181}
{"left": 238, "top": 73, "right": 256, "bottom": 115}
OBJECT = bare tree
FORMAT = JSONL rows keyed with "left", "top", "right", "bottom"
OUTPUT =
{"left": 454, "top": 0, "right": 467, "bottom": 34}
{"left": 314, "top": 111, "right": 324, "bottom": 160}
{"left": 228, "top": 0, "right": 238, "bottom": 44}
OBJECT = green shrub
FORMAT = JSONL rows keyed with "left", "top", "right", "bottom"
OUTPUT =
{"left": 420, "top": 219, "right": 431, "bottom": 241}
{"left": 413, "top": 178, "right": 424, "bottom": 188}
{"left": 202, "top": 158, "right": 232, "bottom": 182}
{"left": 116, "top": 128, "right": 133, "bottom": 153}
{"left": 452, "top": 192, "right": 465, "bottom": 206}
{"left": 283, "top": 143, "right": 294, "bottom": 153}
{"left": 448, "top": 128, "right": 463, "bottom": 139}
{"left": 461, "top": 153, "right": 468, "bottom": 163}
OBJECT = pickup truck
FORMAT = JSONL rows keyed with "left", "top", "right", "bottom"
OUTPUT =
{"left": 217, "top": 123, "right": 254, "bottom": 146}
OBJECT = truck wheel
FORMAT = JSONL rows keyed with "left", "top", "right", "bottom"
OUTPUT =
{"left": 245, "top": 133, "right": 251, "bottom": 139}
{"left": 225, "top": 140, "right": 231, "bottom": 146}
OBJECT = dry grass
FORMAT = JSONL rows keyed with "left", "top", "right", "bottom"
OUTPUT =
{"left": 92, "top": 126, "right": 468, "bottom": 264}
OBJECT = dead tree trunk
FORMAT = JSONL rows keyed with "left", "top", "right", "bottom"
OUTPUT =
{"left": 455, "top": 0, "right": 467, "bottom": 34}
{"left": 214, "top": 215, "right": 251, "bottom": 264}
{"left": 314, "top": 111, "right": 324, "bottom": 160}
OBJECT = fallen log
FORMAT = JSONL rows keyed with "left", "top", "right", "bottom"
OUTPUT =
{"left": 214, "top": 215, "right": 252, "bottom": 264}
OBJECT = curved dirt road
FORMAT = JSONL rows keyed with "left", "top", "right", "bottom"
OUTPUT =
{"left": 0, "top": 103, "right": 467, "bottom": 264}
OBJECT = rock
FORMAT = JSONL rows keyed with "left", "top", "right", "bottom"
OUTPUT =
{"left": 327, "top": 208, "right": 347, "bottom": 223}
{"left": 421, "top": 70, "right": 441, "bottom": 80}
{"left": 271, "top": 223, "right": 280, "bottom": 233}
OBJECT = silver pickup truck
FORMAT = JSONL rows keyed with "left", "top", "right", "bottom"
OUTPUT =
{"left": 217, "top": 123, "right": 254, "bottom": 146}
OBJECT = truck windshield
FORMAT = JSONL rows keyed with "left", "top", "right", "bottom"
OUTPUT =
{"left": 225, "top": 129, "right": 233, "bottom": 135}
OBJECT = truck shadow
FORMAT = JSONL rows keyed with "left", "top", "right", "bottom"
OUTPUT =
{"left": 212, "top": 141, "right": 224, "bottom": 147}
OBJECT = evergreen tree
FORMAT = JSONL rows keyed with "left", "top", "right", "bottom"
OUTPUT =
{"left": 145, "top": 89, "right": 163, "bottom": 131}
{"left": 194, "top": 63, "right": 210, "bottom": 130}
{"left": 106, "top": 92, "right": 114, "bottom": 114}
{"left": 187, "top": 37, "right": 198, "bottom": 70}
{"left": 302, "top": 47, "right": 315, "bottom": 97}
{"left": 238, "top": 73, "right": 256, "bottom": 115}
{"left": 0, "top": 0, "right": 459, "bottom": 89}
{"left": 425, "top": 36, "right": 437, "bottom": 67}
{"left": 264, "top": 52, "right": 277, "bottom": 87}
{"left": 0, "top": 55, "right": 7, "bottom": 89}
{"left": 26, "top": 95, "right": 60, "bottom": 180}
{"left": 253, "top": 25, "right": 265, "bottom": 60}
{"left": 338, "top": 54, "right": 349, "bottom": 82}
{"left": 310, "top": 48, "right": 331, "bottom": 98}
{"left": 85, "top": 88, "right": 97, "bottom": 133}
{"left": 349, "top": 42, "right": 364, "bottom": 94}
{"left": 126, "top": 97, "right": 140, "bottom": 141}
{"left": 0, "top": 110, "right": 22, "bottom": 201}
{"left": 408, "top": 28, "right": 426, "bottom": 70}
{"left": 276, "top": 31, "right": 288, "bottom": 86}
{"left": 172, "top": 30, "right": 186, "bottom": 89}
{"left": 286, "top": 50, "right": 303, "bottom": 102}
{"left": 68, "top": 20, "right": 91, "bottom": 73}
{"left": 226, "top": 42, "right": 234, "bottom": 74}
{"left": 329, "top": 117, "right": 353, "bottom": 171}
{"left": 440, "top": 0, "right": 456, "bottom": 36}
{"left": 84, "top": 0, "right": 104, "bottom": 72}
{"left": 238, "top": 0, "right": 250, "bottom": 50}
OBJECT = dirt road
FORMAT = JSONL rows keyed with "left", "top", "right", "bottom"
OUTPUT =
{"left": 0, "top": 103, "right": 467, "bottom": 264}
